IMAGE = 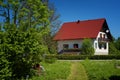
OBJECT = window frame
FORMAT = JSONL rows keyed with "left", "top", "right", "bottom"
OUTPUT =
{"left": 73, "top": 44, "right": 79, "bottom": 48}
{"left": 63, "top": 44, "right": 69, "bottom": 49}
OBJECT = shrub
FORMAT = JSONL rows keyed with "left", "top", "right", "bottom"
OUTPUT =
{"left": 45, "top": 54, "right": 120, "bottom": 60}
{"left": 109, "top": 42, "right": 120, "bottom": 55}
{"left": 44, "top": 58, "right": 57, "bottom": 63}
{"left": 81, "top": 39, "right": 95, "bottom": 55}
{"left": 0, "top": 52, "right": 11, "bottom": 79}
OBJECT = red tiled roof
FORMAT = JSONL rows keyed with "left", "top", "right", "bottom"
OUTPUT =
{"left": 54, "top": 18, "right": 106, "bottom": 40}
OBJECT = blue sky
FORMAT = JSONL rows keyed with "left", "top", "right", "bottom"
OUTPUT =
{"left": 50, "top": 0, "right": 120, "bottom": 39}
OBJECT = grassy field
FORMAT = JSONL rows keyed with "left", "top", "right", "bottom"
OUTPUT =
{"left": 32, "top": 61, "right": 71, "bottom": 80}
{"left": 81, "top": 60, "right": 120, "bottom": 80}
{"left": 31, "top": 60, "right": 120, "bottom": 80}
{"left": 67, "top": 62, "right": 88, "bottom": 80}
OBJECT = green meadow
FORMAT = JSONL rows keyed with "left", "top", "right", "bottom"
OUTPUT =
{"left": 31, "top": 60, "right": 120, "bottom": 80}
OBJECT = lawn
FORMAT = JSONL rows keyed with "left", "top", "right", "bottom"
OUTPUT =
{"left": 81, "top": 60, "right": 120, "bottom": 80}
{"left": 32, "top": 61, "right": 71, "bottom": 80}
{"left": 67, "top": 62, "right": 88, "bottom": 80}
{"left": 31, "top": 60, "right": 120, "bottom": 80}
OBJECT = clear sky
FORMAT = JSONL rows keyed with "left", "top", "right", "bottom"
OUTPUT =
{"left": 50, "top": 0, "right": 120, "bottom": 39}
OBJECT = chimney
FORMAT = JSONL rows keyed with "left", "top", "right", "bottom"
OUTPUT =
{"left": 77, "top": 20, "right": 80, "bottom": 23}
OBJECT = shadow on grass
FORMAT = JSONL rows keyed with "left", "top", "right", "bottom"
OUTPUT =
{"left": 109, "top": 75, "right": 120, "bottom": 80}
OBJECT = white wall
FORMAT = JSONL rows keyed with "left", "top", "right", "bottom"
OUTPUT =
{"left": 57, "top": 39, "right": 94, "bottom": 52}
{"left": 94, "top": 32, "right": 109, "bottom": 55}
{"left": 57, "top": 32, "right": 109, "bottom": 55}
{"left": 57, "top": 40, "right": 83, "bottom": 52}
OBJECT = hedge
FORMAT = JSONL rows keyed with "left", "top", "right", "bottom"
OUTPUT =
{"left": 45, "top": 54, "right": 120, "bottom": 60}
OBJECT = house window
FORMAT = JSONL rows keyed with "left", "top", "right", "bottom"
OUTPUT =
{"left": 103, "top": 43, "right": 107, "bottom": 49}
{"left": 63, "top": 44, "right": 69, "bottom": 49}
{"left": 98, "top": 41, "right": 107, "bottom": 49}
{"left": 103, "top": 34, "right": 105, "bottom": 39}
{"left": 98, "top": 33, "right": 107, "bottom": 50}
{"left": 73, "top": 44, "right": 78, "bottom": 48}
{"left": 98, "top": 42, "right": 103, "bottom": 49}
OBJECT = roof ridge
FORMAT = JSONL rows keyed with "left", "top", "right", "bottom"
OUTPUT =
{"left": 64, "top": 18, "right": 106, "bottom": 24}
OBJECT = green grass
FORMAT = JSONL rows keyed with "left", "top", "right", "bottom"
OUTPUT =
{"left": 32, "top": 61, "right": 71, "bottom": 80}
{"left": 81, "top": 60, "right": 120, "bottom": 80}
{"left": 31, "top": 60, "right": 120, "bottom": 80}
{"left": 67, "top": 62, "right": 88, "bottom": 80}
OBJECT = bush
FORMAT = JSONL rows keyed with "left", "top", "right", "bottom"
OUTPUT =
{"left": 81, "top": 39, "right": 95, "bottom": 55}
{"left": 0, "top": 52, "right": 11, "bottom": 79}
{"left": 44, "top": 58, "right": 57, "bottom": 63}
{"left": 109, "top": 42, "right": 120, "bottom": 55}
{"left": 45, "top": 54, "right": 120, "bottom": 60}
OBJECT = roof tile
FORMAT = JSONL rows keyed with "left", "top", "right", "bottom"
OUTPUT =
{"left": 54, "top": 18, "right": 105, "bottom": 40}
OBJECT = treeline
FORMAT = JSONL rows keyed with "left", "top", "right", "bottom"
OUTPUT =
{"left": 0, "top": 0, "right": 59, "bottom": 79}
{"left": 109, "top": 37, "right": 120, "bottom": 54}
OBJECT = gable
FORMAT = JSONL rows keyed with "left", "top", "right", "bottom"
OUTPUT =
{"left": 54, "top": 18, "right": 112, "bottom": 41}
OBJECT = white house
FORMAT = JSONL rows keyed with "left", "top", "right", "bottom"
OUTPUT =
{"left": 53, "top": 18, "right": 113, "bottom": 55}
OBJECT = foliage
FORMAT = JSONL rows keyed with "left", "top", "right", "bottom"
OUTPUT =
{"left": 0, "top": 0, "right": 49, "bottom": 27}
{"left": 32, "top": 61, "right": 71, "bottom": 80}
{"left": 42, "top": 0, "right": 61, "bottom": 34}
{"left": 109, "top": 42, "right": 120, "bottom": 54}
{"left": 114, "top": 37, "right": 120, "bottom": 51}
{"left": 45, "top": 54, "right": 120, "bottom": 60}
{"left": 41, "top": 0, "right": 61, "bottom": 54}
{"left": 0, "top": 52, "right": 11, "bottom": 79}
{"left": 44, "top": 58, "right": 57, "bottom": 64}
{"left": 0, "top": 28, "right": 49, "bottom": 79}
{"left": 0, "top": 0, "right": 50, "bottom": 79}
{"left": 81, "top": 39, "right": 95, "bottom": 55}
{"left": 81, "top": 60, "right": 120, "bottom": 80}
{"left": 0, "top": 31, "right": 11, "bottom": 79}
{"left": 42, "top": 34, "right": 57, "bottom": 54}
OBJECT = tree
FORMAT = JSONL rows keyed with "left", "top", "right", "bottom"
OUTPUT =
{"left": 109, "top": 37, "right": 120, "bottom": 55}
{"left": 109, "top": 42, "right": 120, "bottom": 55}
{"left": 115, "top": 37, "right": 120, "bottom": 51}
{"left": 0, "top": 0, "right": 50, "bottom": 79}
{"left": 0, "top": 0, "right": 49, "bottom": 29}
{"left": 41, "top": 0, "right": 61, "bottom": 54}
{"left": 0, "top": 31, "right": 11, "bottom": 79}
{"left": 42, "top": 0, "right": 61, "bottom": 34}
{"left": 81, "top": 39, "right": 95, "bottom": 55}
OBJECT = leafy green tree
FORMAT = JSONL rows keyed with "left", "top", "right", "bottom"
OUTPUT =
{"left": 109, "top": 42, "right": 120, "bottom": 55}
{"left": 0, "top": 0, "right": 50, "bottom": 79}
{"left": 0, "top": 27, "right": 50, "bottom": 79}
{"left": 81, "top": 39, "right": 95, "bottom": 55}
{"left": 115, "top": 37, "right": 120, "bottom": 51}
{"left": 0, "top": 31, "right": 11, "bottom": 79}
{"left": 0, "top": 0, "right": 49, "bottom": 28}
{"left": 109, "top": 37, "right": 120, "bottom": 55}
{"left": 41, "top": 0, "right": 61, "bottom": 54}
